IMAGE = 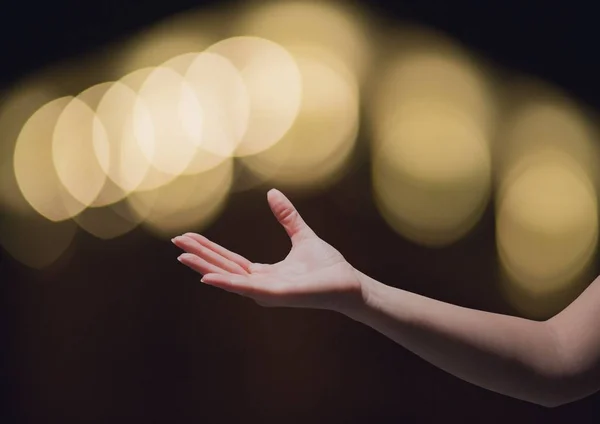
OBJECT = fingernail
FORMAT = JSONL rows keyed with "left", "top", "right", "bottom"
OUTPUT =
{"left": 200, "top": 277, "right": 205, "bottom": 283}
{"left": 177, "top": 255, "right": 184, "bottom": 263}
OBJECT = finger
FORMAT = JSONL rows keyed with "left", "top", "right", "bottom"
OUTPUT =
{"left": 267, "top": 189, "right": 315, "bottom": 244}
{"left": 173, "top": 236, "right": 248, "bottom": 275}
{"left": 200, "top": 273, "right": 257, "bottom": 297}
{"left": 177, "top": 253, "right": 234, "bottom": 276}
{"left": 180, "top": 233, "right": 252, "bottom": 271}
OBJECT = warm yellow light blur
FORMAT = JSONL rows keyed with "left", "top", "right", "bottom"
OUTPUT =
{"left": 52, "top": 95, "right": 109, "bottom": 207}
{"left": 182, "top": 52, "right": 250, "bottom": 166}
{"left": 372, "top": 27, "right": 494, "bottom": 145}
{"left": 110, "top": 8, "right": 222, "bottom": 78}
{"left": 497, "top": 152, "right": 598, "bottom": 318}
{"left": 0, "top": 209, "right": 78, "bottom": 269}
{"left": 0, "top": 84, "right": 79, "bottom": 268}
{"left": 0, "top": 82, "right": 58, "bottom": 214}
{"left": 73, "top": 199, "right": 143, "bottom": 240}
{"left": 13, "top": 97, "right": 87, "bottom": 221}
{"left": 241, "top": 53, "right": 359, "bottom": 191}
{"left": 133, "top": 66, "right": 203, "bottom": 175}
{"left": 496, "top": 95, "right": 599, "bottom": 185}
{"left": 235, "top": 0, "right": 372, "bottom": 83}
{"left": 206, "top": 36, "right": 302, "bottom": 157}
{"left": 495, "top": 92, "right": 599, "bottom": 318}
{"left": 126, "top": 159, "right": 234, "bottom": 238}
{"left": 370, "top": 30, "right": 493, "bottom": 246}
{"left": 92, "top": 71, "right": 156, "bottom": 200}
{"left": 373, "top": 103, "right": 491, "bottom": 246}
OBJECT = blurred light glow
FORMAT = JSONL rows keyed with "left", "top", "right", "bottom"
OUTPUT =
{"left": 73, "top": 199, "right": 143, "bottom": 240}
{"left": 133, "top": 66, "right": 203, "bottom": 175}
{"left": 206, "top": 36, "right": 302, "bottom": 157}
{"left": 373, "top": 103, "right": 491, "bottom": 246}
{"left": 241, "top": 53, "right": 359, "bottom": 190}
{"left": 182, "top": 52, "right": 250, "bottom": 166}
{"left": 13, "top": 97, "right": 87, "bottom": 221}
{"left": 52, "top": 94, "right": 109, "bottom": 207}
{"left": 111, "top": 9, "right": 221, "bottom": 78}
{"left": 0, "top": 209, "right": 78, "bottom": 269}
{"left": 370, "top": 33, "right": 493, "bottom": 246}
{"left": 496, "top": 96, "right": 599, "bottom": 317}
{"left": 0, "top": 83, "right": 58, "bottom": 214}
{"left": 496, "top": 97, "right": 600, "bottom": 185}
{"left": 372, "top": 28, "right": 494, "bottom": 144}
{"left": 497, "top": 153, "right": 598, "bottom": 318}
{"left": 126, "top": 159, "right": 234, "bottom": 238}
{"left": 235, "top": 0, "right": 372, "bottom": 83}
{"left": 92, "top": 71, "right": 157, "bottom": 199}
{"left": 0, "top": 83, "right": 79, "bottom": 268}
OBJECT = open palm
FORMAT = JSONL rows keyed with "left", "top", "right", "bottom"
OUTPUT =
{"left": 173, "top": 189, "right": 365, "bottom": 311}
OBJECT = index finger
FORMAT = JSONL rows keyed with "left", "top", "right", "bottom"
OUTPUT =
{"left": 181, "top": 233, "right": 253, "bottom": 271}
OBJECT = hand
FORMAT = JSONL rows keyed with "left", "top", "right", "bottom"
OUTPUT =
{"left": 172, "top": 189, "right": 366, "bottom": 312}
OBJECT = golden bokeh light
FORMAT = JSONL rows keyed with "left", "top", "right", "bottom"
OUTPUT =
{"left": 52, "top": 94, "right": 109, "bottom": 207}
{"left": 370, "top": 30, "right": 494, "bottom": 246}
{"left": 73, "top": 199, "right": 143, "bottom": 240}
{"left": 496, "top": 96, "right": 599, "bottom": 318}
{"left": 126, "top": 159, "right": 234, "bottom": 238}
{"left": 0, "top": 82, "right": 59, "bottom": 214}
{"left": 69, "top": 80, "right": 146, "bottom": 239}
{"left": 495, "top": 94, "right": 600, "bottom": 185}
{"left": 206, "top": 36, "right": 302, "bottom": 157}
{"left": 182, "top": 52, "right": 250, "bottom": 166}
{"left": 241, "top": 52, "right": 359, "bottom": 191}
{"left": 0, "top": 83, "right": 80, "bottom": 268}
{"left": 140, "top": 52, "right": 242, "bottom": 175}
{"left": 235, "top": 0, "right": 372, "bottom": 83}
{"left": 13, "top": 97, "right": 88, "bottom": 222}
{"left": 133, "top": 66, "right": 203, "bottom": 175}
{"left": 497, "top": 153, "right": 598, "bottom": 318}
{"left": 373, "top": 103, "right": 491, "bottom": 246}
{"left": 0, "top": 209, "right": 78, "bottom": 269}
{"left": 110, "top": 8, "right": 222, "bottom": 78}
{"left": 91, "top": 73, "right": 155, "bottom": 201}
{"left": 372, "top": 27, "right": 494, "bottom": 145}
{"left": 7, "top": 3, "right": 600, "bottom": 290}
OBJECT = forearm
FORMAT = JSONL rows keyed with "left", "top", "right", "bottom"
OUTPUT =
{"left": 341, "top": 271, "right": 570, "bottom": 407}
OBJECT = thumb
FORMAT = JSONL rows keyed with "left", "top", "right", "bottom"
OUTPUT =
{"left": 267, "top": 189, "right": 314, "bottom": 244}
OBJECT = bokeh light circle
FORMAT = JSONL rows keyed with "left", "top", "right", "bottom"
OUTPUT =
{"left": 206, "top": 36, "right": 302, "bottom": 157}
{"left": 241, "top": 52, "right": 359, "bottom": 191}
{"left": 127, "top": 158, "right": 235, "bottom": 238}
{"left": 373, "top": 103, "right": 491, "bottom": 246}
{"left": 235, "top": 0, "right": 372, "bottom": 83}
{"left": 13, "top": 97, "right": 87, "bottom": 221}
{"left": 52, "top": 96, "right": 109, "bottom": 207}
{"left": 496, "top": 152, "right": 598, "bottom": 318}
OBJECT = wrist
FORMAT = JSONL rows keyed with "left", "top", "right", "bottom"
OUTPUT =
{"left": 335, "top": 267, "right": 379, "bottom": 318}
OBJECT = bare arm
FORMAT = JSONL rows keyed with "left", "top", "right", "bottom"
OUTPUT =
{"left": 173, "top": 190, "right": 600, "bottom": 408}
{"left": 342, "top": 270, "right": 600, "bottom": 407}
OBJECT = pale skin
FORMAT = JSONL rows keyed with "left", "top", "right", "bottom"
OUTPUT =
{"left": 173, "top": 189, "right": 600, "bottom": 408}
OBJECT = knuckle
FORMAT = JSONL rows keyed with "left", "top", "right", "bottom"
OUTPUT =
{"left": 279, "top": 207, "right": 298, "bottom": 225}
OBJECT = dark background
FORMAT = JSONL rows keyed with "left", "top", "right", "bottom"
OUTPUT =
{"left": 1, "top": 0, "right": 599, "bottom": 422}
